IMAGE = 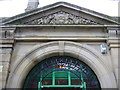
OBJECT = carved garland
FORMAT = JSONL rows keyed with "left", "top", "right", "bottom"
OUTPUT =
{"left": 25, "top": 11, "right": 99, "bottom": 25}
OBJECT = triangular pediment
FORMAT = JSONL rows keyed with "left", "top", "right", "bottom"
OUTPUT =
{"left": 2, "top": 2, "right": 118, "bottom": 25}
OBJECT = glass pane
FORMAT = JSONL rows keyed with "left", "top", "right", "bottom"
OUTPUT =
{"left": 55, "top": 71, "right": 68, "bottom": 79}
{"left": 42, "top": 79, "right": 52, "bottom": 85}
{"left": 55, "top": 79, "right": 68, "bottom": 85}
{"left": 71, "top": 79, "right": 81, "bottom": 85}
{"left": 42, "top": 73, "right": 52, "bottom": 85}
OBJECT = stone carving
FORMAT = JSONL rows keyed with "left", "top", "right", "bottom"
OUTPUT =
{"left": 25, "top": 11, "right": 99, "bottom": 25}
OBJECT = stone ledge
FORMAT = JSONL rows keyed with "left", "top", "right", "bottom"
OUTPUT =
{"left": 109, "top": 44, "right": 120, "bottom": 48}
{"left": 0, "top": 44, "right": 13, "bottom": 48}
{"left": 0, "top": 39, "right": 14, "bottom": 44}
{"left": 108, "top": 39, "right": 120, "bottom": 44}
{"left": 15, "top": 37, "right": 107, "bottom": 42}
{"left": 1, "top": 25, "right": 119, "bottom": 27}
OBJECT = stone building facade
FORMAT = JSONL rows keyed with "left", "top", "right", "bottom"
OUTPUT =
{"left": 0, "top": 1, "right": 119, "bottom": 89}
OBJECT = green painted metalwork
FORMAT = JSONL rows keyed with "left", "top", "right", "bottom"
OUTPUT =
{"left": 41, "top": 85, "right": 83, "bottom": 87}
{"left": 38, "top": 70, "right": 86, "bottom": 90}
{"left": 38, "top": 82, "right": 41, "bottom": 90}
{"left": 23, "top": 56, "right": 101, "bottom": 90}
{"left": 52, "top": 72, "right": 55, "bottom": 85}
{"left": 68, "top": 72, "right": 71, "bottom": 85}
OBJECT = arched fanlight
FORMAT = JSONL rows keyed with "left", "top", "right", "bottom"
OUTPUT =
{"left": 23, "top": 56, "right": 101, "bottom": 90}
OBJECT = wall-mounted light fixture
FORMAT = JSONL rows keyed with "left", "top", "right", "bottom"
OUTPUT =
{"left": 100, "top": 44, "right": 107, "bottom": 54}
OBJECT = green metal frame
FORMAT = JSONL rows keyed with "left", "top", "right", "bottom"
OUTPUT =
{"left": 38, "top": 70, "right": 86, "bottom": 90}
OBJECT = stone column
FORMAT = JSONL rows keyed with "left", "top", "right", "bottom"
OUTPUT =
{"left": 0, "top": 27, "right": 15, "bottom": 89}
{"left": 107, "top": 27, "right": 120, "bottom": 89}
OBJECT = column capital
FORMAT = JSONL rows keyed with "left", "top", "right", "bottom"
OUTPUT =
{"left": 0, "top": 27, "right": 16, "bottom": 44}
{"left": 107, "top": 27, "right": 120, "bottom": 49}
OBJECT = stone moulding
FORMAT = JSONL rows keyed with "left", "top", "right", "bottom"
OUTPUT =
{"left": 24, "top": 11, "right": 100, "bottom": 25}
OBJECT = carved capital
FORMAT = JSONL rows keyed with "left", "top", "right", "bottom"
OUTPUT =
{"left": 1, "top": 27, "right": 15, "bottom": 39}
{"left": 107, "top": 27, "right": 119, "bottom": 37}
{"left": 107, "top": 27, "right": 120, "bottom": 49}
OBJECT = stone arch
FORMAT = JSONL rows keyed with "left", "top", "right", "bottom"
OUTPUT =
{"left": 6, "top": 41, "right": 117, "bottom": 88}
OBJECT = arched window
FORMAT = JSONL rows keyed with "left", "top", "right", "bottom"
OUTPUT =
{"left": 23, "top": 56, "right": 101, "bottom": 90}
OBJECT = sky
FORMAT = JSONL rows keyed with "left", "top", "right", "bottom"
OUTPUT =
{"left": 0, "top": 0, "right": 119, "bottom": 17}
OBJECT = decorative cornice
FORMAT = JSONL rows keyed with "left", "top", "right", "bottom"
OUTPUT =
{"left": 1, "top": 25, "right": 119, "bottom": 28}
{"left": 15, "top": 37, "right": 107, "bottom": 42}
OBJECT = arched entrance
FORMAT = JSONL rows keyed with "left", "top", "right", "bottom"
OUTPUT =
{"left": 23, "top": 56, "right": 101, "bottom": 90}
{"left": 6, "top": 41, "right": 117, "bottom": 88}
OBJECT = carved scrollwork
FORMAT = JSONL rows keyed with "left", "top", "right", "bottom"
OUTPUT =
{"left": 25, "top": 11, "right": 99, "bottom": 25}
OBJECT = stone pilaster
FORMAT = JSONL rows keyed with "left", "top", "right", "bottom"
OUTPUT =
{"left": 107, "top": 27, "right": 120, "bottom": 89}
{"left": 0, "top": 27, "right": 15, "bottom": 89}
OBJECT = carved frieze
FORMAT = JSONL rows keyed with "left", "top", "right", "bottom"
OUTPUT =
{"left": 24, "top": 11, "right": 99, "bottom": 25}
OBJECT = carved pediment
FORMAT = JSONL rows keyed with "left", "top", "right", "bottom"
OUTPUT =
{"left": 24, "top": 11, "right": 100, "bottom": 25}
{"left": 3, "top": 2, "right": 117, "bottom": 25}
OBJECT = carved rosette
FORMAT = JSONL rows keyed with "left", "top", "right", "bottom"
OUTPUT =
{"left": 25, "top": 11, "right": 99, "bottom": 25}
